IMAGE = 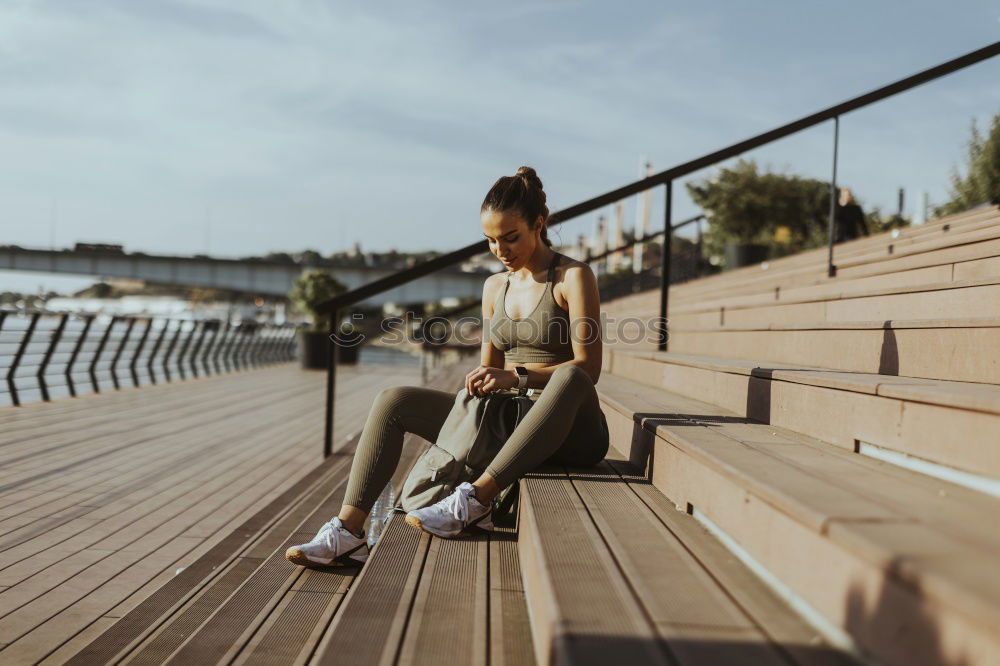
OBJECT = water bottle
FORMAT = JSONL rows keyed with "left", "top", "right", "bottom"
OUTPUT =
{"left": 366, "top": 480, "right": 395, "bottom": 548}
{"left": 367, "top": 495, "right": 383, "bottom": 548}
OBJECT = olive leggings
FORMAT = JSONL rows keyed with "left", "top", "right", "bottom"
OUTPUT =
{"left": 343, "top": 364, "right": 610, "bottom": 513}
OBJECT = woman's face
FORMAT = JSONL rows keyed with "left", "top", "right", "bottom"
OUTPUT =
{"left": 481, "top": 209, "right": 542, "bottom": 271}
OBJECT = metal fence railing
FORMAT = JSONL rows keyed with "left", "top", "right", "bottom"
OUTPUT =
{"left": 0, "top": 309, "right": 300, "bottom": 408}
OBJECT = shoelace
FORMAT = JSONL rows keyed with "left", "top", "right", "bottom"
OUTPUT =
{"left": 437, "top": 488, "right": 473, "bottom": 523}
{"left": 316, "top": 519, "right": 344, "bottom": 553}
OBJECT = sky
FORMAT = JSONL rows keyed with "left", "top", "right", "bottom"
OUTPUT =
{"left": 1, "top": 0, "right": 999, "bottom": 294}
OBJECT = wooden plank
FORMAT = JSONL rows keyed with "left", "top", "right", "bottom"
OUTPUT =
{"left": 488, "top": 525, "right": 535, "bottom": 666}
{"left": 518, "top": 469, "right": 668, "bottom": 665}
{"left": 397, "top": 534, "right": 488, "bottom": 666}
{"left": 311, "top": 514, "right": 431, "bottom": 666}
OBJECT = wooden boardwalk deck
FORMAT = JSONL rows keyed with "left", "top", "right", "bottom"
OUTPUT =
{"left": 0, "top": 361, "right": 421, "bottom": 665}
{"left": 61, "top": 362, "right": 490, "bottom": 666}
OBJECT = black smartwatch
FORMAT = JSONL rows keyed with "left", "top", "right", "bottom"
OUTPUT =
{"left": 514, "top": 366, "right": 529, "bottom": 394}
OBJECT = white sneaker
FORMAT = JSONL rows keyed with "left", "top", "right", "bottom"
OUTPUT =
{"left": 285, "top": 517, "right": 370, "bottom": 567}
{"left": 404, "top": 482, "right": 494, "bottom": 538}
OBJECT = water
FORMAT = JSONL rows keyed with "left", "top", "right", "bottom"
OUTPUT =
{"left": 358, "top": 345, "right": 422, "bottom": 367}
{"left": 366, "top": 481, "right": 396, "bottom": 548}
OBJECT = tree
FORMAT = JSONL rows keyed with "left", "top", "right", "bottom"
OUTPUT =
{"left": 298, "top": 249, "right": 324, "bottom": 265}
{"left": 686, "top": 159, "right": 830, "bottom": 263}
{"left": 288, "top": 269, "right": 347, "bottom": 332}
{"left": 938, "top": 110, "right": 1000, "bottom": 215}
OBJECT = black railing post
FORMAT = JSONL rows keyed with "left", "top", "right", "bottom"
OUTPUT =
{"left": 187, "top": 320, "right": 210, "bottom": 378}
{"left": 324, "top": 310, "right": 340, "bottom": 457}
{"left": 226, "top": 325, "right": 244, "bottom": 372}
{"left": 249, "top": 325, "right": 263, "bottom": 368}
{"left": 163, "top": 319, "right": 184, "bottom": 382}
{"left": 148, "top": 318, "right": 171, "bottom": 385}
{"left": 658, "top": 181, "right": 673, "bottom": 352}
{"left": 38, "top": 313, "right": 69, "bottom": 402}
{"left": 243, "top": 325, "right": 258, "bottom": 370}
{"left": 244, "top": 327, "right": 258, "bottom": 369}
{"left": 279, "top": 325, "right": 294, "bottom": 362}
{"left": 259, "top": 326, "right": 276, "bottom": 365}
{"left": 827, "top": 115, "right": 840, "bottom": 278}
{"left": 229, "top": 324, "right": 247, "bottom": 372}
{"left": 89, "top": 316, "right": 117, "bottom": 394}
{"left": 275, "top": 326, "right": 288, "bottom": 363}
{"left": 286, "top": 325, "right": 299, "bottom": 362}
{"left": 270, "top": 326, "right": 284, "bottom": 363}
{"left": 130, "top": 318, "right": 154, "bottom": 387}
{"left": 7, "top": 311, "right": 40, "bottom": 407}
{"left": 212, "top": 321, "right": 231, "bottom": 374}
{"left": 66, "top": 314, "right": 93, "bottom": 397}
{"left": 110, "top": 316, "right": 136, "bottom": 390}
{"left": 176, "top": 320, "right": 199, "bottom": 380}
{"left": 235, "top": 326, "right": 252, "bottom": 370}
{"left": 199, "top": 320, "right": 221, "bottom": 376}
{"left": 199, "top": 319, "right": 219, "bottom": 377}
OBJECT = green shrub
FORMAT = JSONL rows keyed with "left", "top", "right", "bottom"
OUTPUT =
{"left": 289, "top": 269, "right": 347, "bottom": 332}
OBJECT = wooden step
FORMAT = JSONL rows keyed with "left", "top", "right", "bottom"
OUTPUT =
{"left": 595, "top": 372, "right": 1000, "bottom": 666}
{"left": 664, "top": 207, "right": 1000, "bottom": 303}
{"left": 517, "top": 460, "right": 856, "bottom": 665}
{"left": 661, "top": 318, "right": 1000, "bottom": 385}
{"left": 606, "top": 349, "right": 1000, "bottom": 479}
{"left": 667, "top": 275, "right": 1000, "bottom": 330}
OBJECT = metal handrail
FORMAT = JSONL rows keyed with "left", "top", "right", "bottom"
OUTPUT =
{"left": 316, "top": 41, "right": 1000, "bottom": 455}
{"left": 0, "top": 309, "right": 300, "bottom": 407}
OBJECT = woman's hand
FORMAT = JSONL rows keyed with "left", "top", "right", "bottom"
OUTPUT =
{"left": 465, "top": 365, "right": 517, "bottom": 397}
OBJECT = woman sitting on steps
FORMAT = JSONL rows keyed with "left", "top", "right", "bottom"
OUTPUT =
{"left": 286, "top": 166, "right": 610, "bottom": 567}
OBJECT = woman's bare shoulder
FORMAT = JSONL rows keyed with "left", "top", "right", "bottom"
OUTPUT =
{"left": 481, "top": 272, "right": 506, "bottom": 310}
{"left": 553, "top": 255, "right": 597, "bottom": 309}
{"left": 555, "top": 255, "right": 596, "bottom": 285}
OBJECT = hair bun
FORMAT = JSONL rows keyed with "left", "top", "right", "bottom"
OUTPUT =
{"left": 515, "top": 166, "right": 543, "bottom": 193}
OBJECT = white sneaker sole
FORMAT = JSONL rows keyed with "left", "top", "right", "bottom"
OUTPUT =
{"left": 285, "top": 547, "right": 367, "bottom": 568}
{"left": 404, "top": 513, "right": 493, "bottom": 539}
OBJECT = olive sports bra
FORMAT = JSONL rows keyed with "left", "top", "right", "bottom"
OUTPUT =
{"left": 489, "top": 252, "right": 573, "bottom": 364}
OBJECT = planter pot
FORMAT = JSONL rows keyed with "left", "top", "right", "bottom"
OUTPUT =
{"left": 724, "top": 242, "right": 769, "bottom": 269}
{"left": 338, "top": 342, "right": 360, "bottom": 365}
{"left": 297, "top": 331, "right": 360, "bottom": 369}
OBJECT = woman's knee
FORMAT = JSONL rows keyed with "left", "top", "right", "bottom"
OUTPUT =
{"left": 371, "top": 385, "right": 433, "bottom": 420}
{"left": 550, "top": 364, "right": 592, "bottom": 389}
{"left": 373, "top": 385, "right": 411, "bottom": 409}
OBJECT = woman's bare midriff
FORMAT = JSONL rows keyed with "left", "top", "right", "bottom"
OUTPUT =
{"left": 505, "top": 361, "right": 560, "bottom": 372}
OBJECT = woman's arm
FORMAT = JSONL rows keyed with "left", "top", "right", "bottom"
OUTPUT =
{"left": 479, "top": 273, "right": 505, "bottom": 369}
{"left": 467, "top": 274, "right": 505, "bottom": 396}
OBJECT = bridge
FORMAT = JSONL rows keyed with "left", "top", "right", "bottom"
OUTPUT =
{"left": 0, "top": 245, "right": 491, "bottom": 304}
